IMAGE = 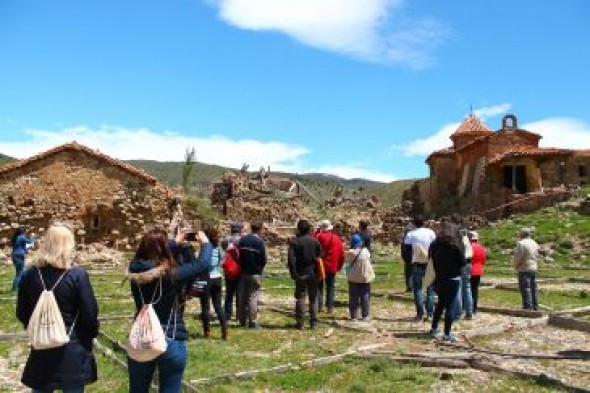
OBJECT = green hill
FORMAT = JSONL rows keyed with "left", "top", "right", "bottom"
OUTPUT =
{"left": 128, "top": 160, "right": 414, "bottom": 206}
{"left": 0, "top": 153, "right": 14, "bottom": 165}
{"left": 0, "top": 153, "right": 413, "bottom": 206}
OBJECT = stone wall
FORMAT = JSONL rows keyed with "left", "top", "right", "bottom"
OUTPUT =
{"left": 0, "top": 150, "right": 172, "bottom": 247}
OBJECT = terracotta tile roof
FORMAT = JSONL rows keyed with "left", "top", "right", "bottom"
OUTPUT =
{"left": 486, "top": 146, "right": 572, "bottom": 167}
{"left": 0, "top": 141, "right": 161, "bottom": 185}
{"left": 452, "top": 114, "right": 492, "bottom": 136}
{"left": 426, "top": 147, "right": 455, "bottom": 163}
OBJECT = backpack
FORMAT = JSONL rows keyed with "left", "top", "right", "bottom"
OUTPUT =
{"left": 222, "top": 243, "right": 241, "bottom": 281}
{"left": 27, "top": 268, "right": 77, "bottom": 350}
{"left": 125, "top": 278, "right": 176, "bottom": 362}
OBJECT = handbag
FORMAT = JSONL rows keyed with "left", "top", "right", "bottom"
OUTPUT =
{"left": 316, "top": 258, "right": 326, "bottom": 281}
{"left": 186, "top": 271, "right": 209, "bottom": 298}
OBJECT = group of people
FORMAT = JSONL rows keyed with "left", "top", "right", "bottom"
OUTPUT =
{"left": 287, "top": 219, "right": 375, "bottom": 329}
{"left": 402, "top": 214, "right": 540, "bottom": 341}
{"left": 10, "top": 215, "right": 541, "bottom": 392}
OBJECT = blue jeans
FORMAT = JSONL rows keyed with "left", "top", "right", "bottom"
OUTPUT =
{"left": 432, "top": 277, "right": 461, "bottom": 335}
{"left": 348, "top": 282, "right": 371, "bottom": 319}
{"left": 128, "top": 339, "right": 187, "bottom": 393}
{"left": 518, "top": 271, "right": 538, "bottom": 310}
{"left": 452, "top": 262, "right": 474, "bottom": 319}
{"left": 32, "top": 389, "right": 83, "bottom": 393}
{"left": 317, "top": 273, "right": 336, "bottom": 311}
{"left": 12, "top": 254, "right": 25, "bottom": 291}
{"left": 412, "top": 264, "right": 434, "bottom": 318}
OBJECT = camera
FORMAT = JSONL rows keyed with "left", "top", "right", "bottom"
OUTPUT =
{"left": 185, "top": 232, "right": 198, "bottom": 241}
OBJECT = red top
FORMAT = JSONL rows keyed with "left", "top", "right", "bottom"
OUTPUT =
{"left": 470, "top": 241, "right": 487, "bottom": 276}
{"left": 315, "top": 231, "right": 345, "bottom": 274}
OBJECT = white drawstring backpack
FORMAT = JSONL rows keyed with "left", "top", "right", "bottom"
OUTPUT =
{"left": 125, "top": 277, "right": 177, "bottom": 362}
{"left": 27, "top": 268, "right": 77, "bottom": 350}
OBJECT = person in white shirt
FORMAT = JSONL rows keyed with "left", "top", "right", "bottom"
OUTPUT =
{"left": 404, "top": 215, "right": 436, "bottom": 321}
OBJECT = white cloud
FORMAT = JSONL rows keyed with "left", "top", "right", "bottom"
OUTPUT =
{"left": 0, "top": 125, "right": 398, "bottom": 182}
{"left": 396, "top": 103, "right": 512, "bottom": 156}
{"left": 396, "top": 104, "right": 590, "bottom": 157}
{"left": 305, "top": 165, "right": 397, "bottom": 183}
{"left": 0, "top": 125, "right": 309, "bottom": 172}
{"left": 209, "top": 0, "right": 449, "bottom": 68}
{"left": 474, "top": 103, "right": 512, "bottom": 120}
{"left": 523, "top": 118, "right": 590, "bottom": 149}
{"left": 397, "top": 122, "right": 460, "bottom": 157}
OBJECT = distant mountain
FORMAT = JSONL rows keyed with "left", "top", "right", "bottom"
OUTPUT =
{"left": 0, "top": 153, "right": 14, "bottom": 165}
{"left": 0, "top": 154, "right": 414, "bottom": 205}
{"left": 127, "top": 159, "right": 415, "bottom": 206}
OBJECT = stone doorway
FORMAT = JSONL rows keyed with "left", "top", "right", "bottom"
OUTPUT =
{"left": 503, "top": 165, "right": 528, "bottom": 194}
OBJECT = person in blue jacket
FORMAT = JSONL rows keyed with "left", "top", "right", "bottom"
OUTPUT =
{"left": 11, "top": 226, "right": 34, "bottom": 291}
{"left": 17, "top": 223, "right": 100, "bottom": 392}
{"left": 126, "top": 228, "right": 212, "bottom": 393}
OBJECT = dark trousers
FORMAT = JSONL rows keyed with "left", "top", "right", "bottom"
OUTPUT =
{"left": 432, "top": 277, "right": 461, "bottom": 336}
{"left": 348, "top": 282, "right": 370, "bottom": 319}
{"left": 200, "top": 277, "right": 227, "bottom": 334}
{"left": 317, "top": 273, "right": 336, "bottom": 312}
{"left": 128, "top": 340, "right": 187, "bottom": 393}
{"left": 238, "top": 274, "right": 262, "bottom": 326}
{"left": 470, "top": 275, "right": 481, "bottom": 313}
{"left": 294, "top": 278, "right": 318, "bottom": 327}
{"left": 404, "top": 259, "right": 413, "bottom": 291}
{"left": 518, "top": 271, "right": 538, "bottom": 310}
{"left": 12, "top": 254, "right": 25, "bottom": 291}
{"left": 224, "top": 277, "right": 239, "bottom": 320}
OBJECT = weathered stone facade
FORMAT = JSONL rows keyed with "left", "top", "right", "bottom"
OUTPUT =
{"left": 0, "top": 142, "right": 173, "bottom": 247}
{"left": 414, "top": 114, "right": 590, "bottom": 217}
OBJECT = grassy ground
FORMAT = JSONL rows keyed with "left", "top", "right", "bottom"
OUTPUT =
{"left": 1, "top": 204, "right": 589, "bottom": 391}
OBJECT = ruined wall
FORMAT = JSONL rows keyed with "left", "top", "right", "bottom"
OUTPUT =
{"left": 0, "top": 151, "right": 172, "bottom": 246}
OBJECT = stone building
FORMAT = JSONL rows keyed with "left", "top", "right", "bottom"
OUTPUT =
{"left": 0, "top": 141, "right": 174, "bottom": 245}
{"left": 412, "top": 113, "right": 590, "bottom": 217}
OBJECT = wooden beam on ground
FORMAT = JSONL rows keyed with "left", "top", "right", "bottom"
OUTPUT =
{"left": 476, "top": 306, "right": 545, "bottom": 318}
{"left": 553, "top": 305, "right": 590, "bottom": 316}
{"left": 436, "top": 341, "right": 590, "bottom": 361}
{"left": 549, "top": 314, "right": 590, "bottom": 333}
{"left": 0, "top": 332, "right": 27, "bottom": 342}
{"left": 189, "top": 342, "right": 393, "bottom": 387}
{"left": 459, "top": 316, "right": 549, "bottom": 339}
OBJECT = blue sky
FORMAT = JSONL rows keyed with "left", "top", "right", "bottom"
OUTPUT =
{"left": 1, "top": 0, "right": 589, "bottom": 182}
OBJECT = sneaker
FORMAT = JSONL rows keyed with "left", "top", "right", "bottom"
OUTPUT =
{"left": 360, "top": 317, "right": 371, "bottom": 323}
{"left": 413, "top": 315, "right": 424, "bottom": 322}
{"left": 442, "top": 333, "right": 458, "bottom": 343}
{"left": 465, "top": 314, "right": 473, "bottom": 320}
{"left": 428, "top": 328, "right": 438, "bottom": 338}
{"left": 248, "top": 321, "right": 262, "bottom": 330}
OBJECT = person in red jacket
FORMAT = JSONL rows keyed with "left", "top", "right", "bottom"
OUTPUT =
{"left": 315, "top": 220, "right": 345, "bottom": 313}
{"left": 468, "top": 231, "right": 487, "bottom": 315}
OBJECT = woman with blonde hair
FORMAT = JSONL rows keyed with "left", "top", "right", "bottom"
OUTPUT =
{"left": 16, "top": 223, "right": 100, "bottom": 392}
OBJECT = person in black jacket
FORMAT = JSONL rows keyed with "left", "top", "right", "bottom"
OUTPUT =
{"left": 17, "top": 223, "right": 99, "bottom": 392}
{"left": 127, "top": 228, "right": 212, "bottom": 393}
{"left": 237, "top": 221, "right": 267, "bottom": 329}
{"left": 288, "top": 220, "right": 322, "bottom": 329}
{"left": 428, "top": 221, "right": 466, "bottom": 342}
